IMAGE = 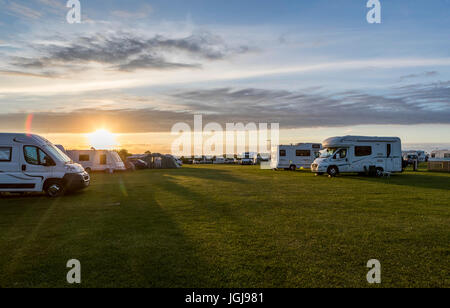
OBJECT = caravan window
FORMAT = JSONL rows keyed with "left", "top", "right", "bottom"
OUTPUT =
{"left": 387, "top": 144, "right": 392, "bottom": 157}
{"left": 99, "top": 154, "right": 107, "bottom": 165}
{"left": 355, "top": 146, "right": 372, "bottom": 157}
{"left": 0, "top": 147, "right": 12, "bottom": 162}
{"left": 296, "top": 150, "right": 311, "bottom": 157}
{"left": 279, "top": 150, "right": 286, "bottom": 157}
{"left": 79, "top": 154, "right": 90, "bottom": 161}
{"left": 445, "top": 154, "right": 450, "bottom": 158}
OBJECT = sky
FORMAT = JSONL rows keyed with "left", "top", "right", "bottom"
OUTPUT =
{"left": 0, "top": 0, "right": 449, "bottom": 153}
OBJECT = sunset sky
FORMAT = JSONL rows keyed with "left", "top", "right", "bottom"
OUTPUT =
{"left": 0, "top": 0, "right": 449, "bottom": 153}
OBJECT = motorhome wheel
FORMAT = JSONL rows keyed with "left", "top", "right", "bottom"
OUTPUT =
{"left": 45, "top": 180, "right": 65, "bottom": 197}
{"left": 376, "top": 167, "right": 384, "bottom": 177}
{"left": 327, "top": 166, "right": 338, "bottom": 177}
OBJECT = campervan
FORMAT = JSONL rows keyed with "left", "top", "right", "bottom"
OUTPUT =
{"left": 311, "top": 136, "right": 403, "bottom": 177}
{"left": 271, "top": 143, "right": 322, "bottom": 170}
{"left": 214, "top": 157, "right": 226, "bottom": 164}
{"left": 0, "top": 133, "right": 89, "bottom": 197}
{"left": 65, "top": 149, "right": 126, "bottom": 173}
{"left": 403, "top": 150, "right": 427, "bottom": 162}
{"left": 240, "top": 152, "right": 256, "bottom": 165}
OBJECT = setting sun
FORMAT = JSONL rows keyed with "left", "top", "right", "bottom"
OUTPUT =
{"left": 87, "top": 129, "right": 119, "bottom": 150}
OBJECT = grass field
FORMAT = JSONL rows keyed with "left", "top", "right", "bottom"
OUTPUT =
{"left": 0, "top": 164, "right": 449, "bottom": 288}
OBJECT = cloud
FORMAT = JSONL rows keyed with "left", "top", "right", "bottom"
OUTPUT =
{"left": 111, "top": 4, "right": 153, "bottom": 19}
{"left": 3, "top": 1, "right": 42, "bottom": 19}
{"left": 400, "top": 71, "right": 439, "bottom": 81}
{"left": 7, "top": 31, "right": 251, "bottom": 76}
{"left": 1, "top": 81, "right": 449, "bottom": 133}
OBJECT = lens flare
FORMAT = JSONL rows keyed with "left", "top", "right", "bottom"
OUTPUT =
{"left": 25, "top": 114, "right": 34, "bottom": 136}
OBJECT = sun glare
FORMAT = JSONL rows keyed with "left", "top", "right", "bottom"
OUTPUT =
{"left": 87, "top": 129, "right": 118, "bottom": 150}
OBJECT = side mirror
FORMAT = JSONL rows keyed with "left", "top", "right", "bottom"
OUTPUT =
{"left": 43, "top": 159, "right": 56, "bottom": 167}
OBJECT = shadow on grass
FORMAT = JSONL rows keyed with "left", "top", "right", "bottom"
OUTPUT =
{"left": 0, "top": 190, "right": 86, "bottom": 201}
{"left": 158, "top": 166, "right": 248, "bottom": 184}
{"left": 349, "top": 172, "right": 450, "bottom": 191}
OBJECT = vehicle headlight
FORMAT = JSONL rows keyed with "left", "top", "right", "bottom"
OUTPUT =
{"left": 65, "top": 165, "right": 78, "bottom": 173}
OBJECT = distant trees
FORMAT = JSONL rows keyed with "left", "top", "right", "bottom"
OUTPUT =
{"left": 116, "top": 149, "right": 132, "bottom": 162}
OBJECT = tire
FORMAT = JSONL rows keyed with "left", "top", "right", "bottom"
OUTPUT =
{"left": 376, "top": 167, "right": 384, "bottom": 178}
{"left": 327, "top": 166, "right": 339, "bottom": 177}
{"left": 45, "top": 180, "right": 65, "bottom": 198}
{"left": 290, "top": 165, "right": 296, "bottom": 171}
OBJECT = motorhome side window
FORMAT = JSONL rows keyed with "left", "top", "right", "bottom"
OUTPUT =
{"left": 280, "top": 150, "right": 286, "bottom": 157}
{"left": 99, "top": 154, "right": 107, "bottom": 165}
{"left": 355, "top": 146, "right": 372, "bottom": 157}
{"left": 296, "top": 150, "right": 311, "bottom": 157}
{"left": 24, "top": 146, "right": 39, "bottom": 165}
{"left": 24, "top": 146, "right": 54, "bottom": 166}
{"left": 445, "top": 154, "right": 450, "bottom": 158}
{"left": 79, "top": 154, "right": 90, "bottom": 161}
{"left": 0, "top": 147, "right": 12, "bottom": 162}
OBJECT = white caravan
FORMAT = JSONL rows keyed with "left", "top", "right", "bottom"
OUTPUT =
{"left": 311, "top": 136, "right": 403, "bottom": 177}
{"left": 430, "top": 150, "right": 450, "bottom": 160}
{"left": 65, "top": 150, "right": 126, "bottom": 173}
{"left": 271, "top": 143, "right": 322, "bottom": 170}
{"left": 0, "top": 133, "right": 89, "bottom": 197}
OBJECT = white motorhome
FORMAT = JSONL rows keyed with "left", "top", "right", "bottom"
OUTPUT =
{"left": 214, "top": 157, "right": 226, "bottom": 164}
{"left": 0, "top": 133, "right": 89, "bottom": 197}
{"left": 403, "top": 150, "right": 427, "bottom": 162}
{"left": 271, "top": 143, "right": 322, "bottom": 170}
{"left": 240, "top": 152, "right": 257, "bottom": 165}
{"left": 65, "top": 149, "right": 126, "bottom": 173}
{"left": 311, "top": 136, "right": 403, "bottom": 177}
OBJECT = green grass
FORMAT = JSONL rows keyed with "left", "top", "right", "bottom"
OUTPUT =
{"left": 0, "top": 165, "right": 449, "bottom": 288}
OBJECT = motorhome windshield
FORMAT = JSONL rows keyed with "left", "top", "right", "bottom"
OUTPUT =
{"left": 44, "top": 144, "right": 72, "bottom": 163}
{"left": 320, "top": 148, "right": 338, "bottom": 158}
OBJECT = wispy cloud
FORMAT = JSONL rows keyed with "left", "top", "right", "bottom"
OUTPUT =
{"left": 1, "top": 81, "right": 449, "bottom": 133}
{"left": 6, "top": 31, "right": 251, "bottom": 76}
{"left": 400, "top": 71, "right": 439, "bottom": 81}
{"left": 111, "top": 4, "right": 153, "bottom": 19}
{"left": 3, "top": 1, "right": 42, "bottom": 19}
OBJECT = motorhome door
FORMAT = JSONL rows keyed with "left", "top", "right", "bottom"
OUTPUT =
{"left": 21, "top": 145, "right": 54, "bottom": 190}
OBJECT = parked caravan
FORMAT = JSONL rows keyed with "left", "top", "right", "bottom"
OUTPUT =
{"left": 311, "top": 136, "right": 403, "bottom": 177}
{"left": 428, "top": 150, "right": 450, "bottom": 172}
{"left": 0, "top": 133, "right": 89, "bottom": 197}
{"left": 214, "top": 157, "right": 226, "bottom": 164}
{"left": 65, "top": 149, "right": 126, "bottom": 173}
{"left": 430, "top": 150, "right": 450, "bottom": 160}
{"left": 271, "top": 143, "right": 322, "bottom": 170}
